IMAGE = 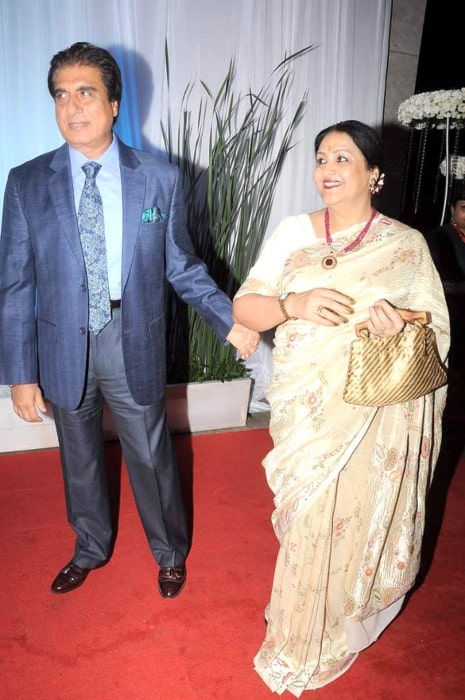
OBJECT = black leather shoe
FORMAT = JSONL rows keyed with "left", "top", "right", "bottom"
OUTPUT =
{"left": 51, "top": 561, "right": 90, "bottom": 594}
{"left": 158, "top": 563, "right": 186, "bottom": 599}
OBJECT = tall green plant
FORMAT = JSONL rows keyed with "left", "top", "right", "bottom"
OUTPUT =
{"left": 162, "top": 45, "right": 311, "bottom": 382}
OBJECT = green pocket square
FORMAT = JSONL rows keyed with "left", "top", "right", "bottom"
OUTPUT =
{"left": 141, "top": 206, "right": 168, "bottom": 223}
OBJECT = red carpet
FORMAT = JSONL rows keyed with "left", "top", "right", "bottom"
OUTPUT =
{"left": 0, "top": 426, "right": 464, "bottom": 699}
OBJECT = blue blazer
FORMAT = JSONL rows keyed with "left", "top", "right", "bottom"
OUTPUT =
{"left": 0, "top": 137, "right": 233, "bottom": 408}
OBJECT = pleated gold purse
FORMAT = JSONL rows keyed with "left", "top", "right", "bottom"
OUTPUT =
{"left": 343, "top": 309, "right": 447, "bottom": 407}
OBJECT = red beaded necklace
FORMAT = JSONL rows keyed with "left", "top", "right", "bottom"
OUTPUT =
{"left": 322, "top": 207, "right": 378, "bottom": 270}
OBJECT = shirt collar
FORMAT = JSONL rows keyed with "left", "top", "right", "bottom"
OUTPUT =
{"left": 68, "top": 134, "right": 120, "bottom": 178}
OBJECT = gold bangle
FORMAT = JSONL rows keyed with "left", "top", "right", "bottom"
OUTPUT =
{"left": 278, "top": 292, "right": 296, "bottom": 321}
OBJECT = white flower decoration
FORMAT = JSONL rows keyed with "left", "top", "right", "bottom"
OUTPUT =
{"left": 398, "top": 88, "right": 465, "bottom": 130}
{"left": 440, "top": 155, "right": 465, "bottom": 179}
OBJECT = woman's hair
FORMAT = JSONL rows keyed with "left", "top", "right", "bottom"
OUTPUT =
{"left": 47, "top": 42, "right": 122, "bottom": 110}
{"left": 450, "top": 189, "right": 465, "bottom": 207}
{"left": 314, "top": 119, "right": 383, "bottom": 171}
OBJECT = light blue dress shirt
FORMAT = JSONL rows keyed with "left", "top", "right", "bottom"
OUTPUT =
{"left": 69, "top": 136, "right": 123, "bottom": 300}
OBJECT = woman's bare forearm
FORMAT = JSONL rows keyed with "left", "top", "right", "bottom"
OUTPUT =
{"left": 232, "top": 293, "right": 287, "bottom": 331}
{"left": 233, "top": 288, "right": 356, "bottom": 331}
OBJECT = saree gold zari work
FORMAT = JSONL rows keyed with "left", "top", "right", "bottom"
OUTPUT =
{"left": 235, "top": 213, "right": 449, "bottom": 695}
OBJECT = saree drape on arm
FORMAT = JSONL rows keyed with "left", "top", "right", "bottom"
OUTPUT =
{"left": 234, "top": 213, "right": 449, "bottom": 695}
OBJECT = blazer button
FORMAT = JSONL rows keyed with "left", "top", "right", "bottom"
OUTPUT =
{"left": 80, "top": 284, "right": 86, "bottom": 292}
{"left": 79, "top": 327, "right": 86, "bottom": 335}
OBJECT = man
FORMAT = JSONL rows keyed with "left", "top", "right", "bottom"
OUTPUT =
{"left": 0, "top": 42, "right": 258, "bottom": 599}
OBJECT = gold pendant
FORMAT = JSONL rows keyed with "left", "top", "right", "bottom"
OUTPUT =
{"left": 321, "top": 255, "right": 337, "bottom": 270}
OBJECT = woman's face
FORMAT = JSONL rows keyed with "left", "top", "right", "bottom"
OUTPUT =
{"left": 313, "top": 131, "right": 378, "bottom": 207}
{"left": 451, "top": 199, "right": 465, "bottom": 231}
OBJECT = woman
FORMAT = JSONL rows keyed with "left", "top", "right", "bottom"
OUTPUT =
{"left": 233, "top": 120, "right": 449, "bottom": 694}
{"left": 425, "top": 191, "right": 465, "bottom": 422}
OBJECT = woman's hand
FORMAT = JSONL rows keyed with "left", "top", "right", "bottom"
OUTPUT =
{"left": 364, "top": 299, "right": 406, "bottom": 337}
{"left": 288, "top": 288, "right": 355, "bottom": 326}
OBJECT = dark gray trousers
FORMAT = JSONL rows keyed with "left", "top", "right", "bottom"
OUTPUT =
{"left": 52, "top": 308, "right": 189, "bottom": 569}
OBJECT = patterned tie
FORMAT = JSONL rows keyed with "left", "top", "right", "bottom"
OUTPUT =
{"left": 78, "top": 161, "right": 111, "bottom": 334}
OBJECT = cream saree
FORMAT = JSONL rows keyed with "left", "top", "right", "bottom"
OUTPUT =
{"left": 234, "top": 213, "right": 449, "bottom": 695}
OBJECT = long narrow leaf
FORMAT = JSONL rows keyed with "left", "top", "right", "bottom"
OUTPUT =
{"left": 162, "top": 45, "right": 313, "bottom": 382}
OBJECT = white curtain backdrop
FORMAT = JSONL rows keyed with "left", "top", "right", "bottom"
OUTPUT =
{"left": 0, "top": 0, "right": 392, "bottom": 405}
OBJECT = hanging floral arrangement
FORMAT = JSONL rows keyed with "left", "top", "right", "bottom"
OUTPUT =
{"left": 398, "top": 88, "right": 465, "bottom": 130}
{"left": 440, "top": 155, "right": 465, "bottom": 180}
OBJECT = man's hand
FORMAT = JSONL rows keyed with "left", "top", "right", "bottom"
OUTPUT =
{"left": 226, "top": 323, "right": 260, "bottom": 360}
{"left": 11, "top": 383, "right": 47, "bottom": 422}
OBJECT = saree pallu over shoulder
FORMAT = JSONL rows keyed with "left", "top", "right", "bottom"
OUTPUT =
{"left": 235, "top": 214, "right": 449, "bottom": 695}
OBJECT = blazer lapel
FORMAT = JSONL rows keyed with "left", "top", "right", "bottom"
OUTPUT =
{"left": 49, "top": 145, "right": 84, "bottom": 266}
{"left": 48, "top": 140, "right": 149, "bottom": 288}
{"left": 118, "top": 141, "right": 146, "bottom": 293}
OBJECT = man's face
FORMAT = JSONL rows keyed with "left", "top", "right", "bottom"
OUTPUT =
{"left": 53, "top": 63, "right": 118, "bottom": 159}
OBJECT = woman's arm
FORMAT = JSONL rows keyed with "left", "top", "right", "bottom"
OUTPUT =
{"left": 233, "top": 293, "right": 288, "bottom": 331}
{"left": 233, "top": 289, "right": 355, "bottom": 331}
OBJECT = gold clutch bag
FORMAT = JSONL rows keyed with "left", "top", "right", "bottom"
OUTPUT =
{"left": 343, "top": 309, "right": 447, "bottom": 407}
